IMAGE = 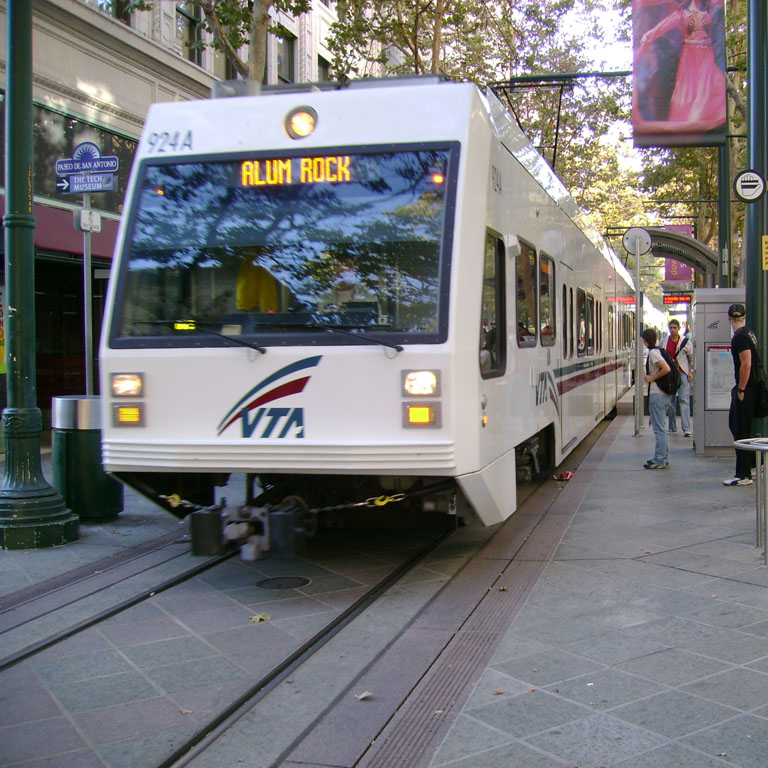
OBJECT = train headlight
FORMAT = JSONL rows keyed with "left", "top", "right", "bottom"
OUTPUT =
{"left": 285, "top": 106, "right": 317, "bottom": 139}
{"left": 111, "top": 373, "right": 144, "bottom": 398}
{"left": 402, "top": 370, "right": 441, "bottom": 397}
{"left": 112, "top": 404, "right": 144, "bottom": 427}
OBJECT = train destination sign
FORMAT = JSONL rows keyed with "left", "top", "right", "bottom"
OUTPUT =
{"left": 241, "top": 156, "right": 352, "bottom": 186}
{"left": 663, "top": 294, "right": 692, "bottom": 305}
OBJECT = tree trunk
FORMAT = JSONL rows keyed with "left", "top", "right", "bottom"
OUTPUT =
{"left": 431, "top": 0, "right": 446, "bottom": 74}
{"left": 248, "top": 0, "right": 272, "bottom": 82}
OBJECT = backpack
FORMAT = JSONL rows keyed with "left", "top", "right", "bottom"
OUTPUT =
{"left": 742, "top": 331, "right": 768, "bottom": 419}
{"left": 647, "top": 347, "right": 681, "bottom": 395}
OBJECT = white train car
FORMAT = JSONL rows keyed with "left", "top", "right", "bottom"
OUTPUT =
{"left": 100, "top": 77, "right": 636, "bottom": 530}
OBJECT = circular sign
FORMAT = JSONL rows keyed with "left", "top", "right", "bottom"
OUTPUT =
{"left": 733, "top": 170, "right": 766, "bottom": 203}
{"left": 622, "top": 227, "right": 652, "bottom": 255}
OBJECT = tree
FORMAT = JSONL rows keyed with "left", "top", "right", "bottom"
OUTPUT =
{"left": 187, "top": 1, "right": 313, "bottom": 81}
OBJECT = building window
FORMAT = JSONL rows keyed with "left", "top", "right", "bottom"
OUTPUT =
{"left": 277, "top": 31, "right": 296, "bottom": 83}
{"left": 213, "top": 51, "right": 238, "bottom": 81}
{"left": 318, "top": 55, "right": 331, "bottom": 81}
{"left": 176, "top": 2, "right": 202, "bottom": 66}
{"left": 0, "top": 95, "right": 138, "bottom": 214}
{"left": 84, "top": 0, "right": 132, "bottom": 23}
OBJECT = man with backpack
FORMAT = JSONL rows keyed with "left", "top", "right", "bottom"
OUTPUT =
{"left": 642, "top": 327, "right": 678, "bottom": 469}
{"left": 664, "top": 319, "right": 695, "bottom": 437}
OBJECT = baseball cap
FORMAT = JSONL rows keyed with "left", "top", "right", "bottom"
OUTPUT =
{"left": 727, "top": 303, "right": 746, "bottom": 318}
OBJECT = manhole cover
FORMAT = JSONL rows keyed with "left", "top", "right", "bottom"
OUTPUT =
{"left": 256, "top": 576, "right": 310, "bottom": 590}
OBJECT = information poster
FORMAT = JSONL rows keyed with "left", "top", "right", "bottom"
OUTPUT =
{"left": 706, "top": 343, "right": 732, "bottom": 410}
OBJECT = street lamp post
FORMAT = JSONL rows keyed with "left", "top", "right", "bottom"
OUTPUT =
{"left": 0, "top": 0, "right": 77, "bottom": 548}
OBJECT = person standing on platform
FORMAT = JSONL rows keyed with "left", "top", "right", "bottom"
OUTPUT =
{"left": 642, "top": 328, "right": 673, "bottom": 470}
{"left": 664, "top": 319, "right": 694, "bottom": 437}
{"left": 724, "top": 303, "right": 758, "bottom": 486}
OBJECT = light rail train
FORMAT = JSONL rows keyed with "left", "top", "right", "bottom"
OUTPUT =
{"left": 100, "top": 76, "right": 639, "bottom": 543}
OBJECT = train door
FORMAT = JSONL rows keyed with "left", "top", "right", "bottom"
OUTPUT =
{"left": 478, "top": 232, "right": 508, "bottom": 466}
{"left": 558, "top": 267, "right": 575, "bottom": 450}
{"left": 606, "top": 301, "right": 618, "bottom": 411}
{"left": 594, "top": 287, "right": 606, "bottom": 419}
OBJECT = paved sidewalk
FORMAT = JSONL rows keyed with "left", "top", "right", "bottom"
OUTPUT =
{"left": 0, "top": 442, "right": 186, "bottom": 598}
{"left": 2, "top": 415, "right": 767, "bottom": 768}
{"left": 429, "top": 415, "right": 768, "bottom": 768}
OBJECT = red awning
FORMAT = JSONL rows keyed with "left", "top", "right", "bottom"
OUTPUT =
{"left": 0, "top": 197, "right": 119, "bottom": 260}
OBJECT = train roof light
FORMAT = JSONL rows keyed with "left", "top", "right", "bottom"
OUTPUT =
{"left": 285, "top": 107, "right": 317, "bottom": 139}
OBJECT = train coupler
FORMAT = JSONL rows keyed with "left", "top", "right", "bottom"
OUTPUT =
{"left": 188, "top": 498, "right": 311, "bottom": 560}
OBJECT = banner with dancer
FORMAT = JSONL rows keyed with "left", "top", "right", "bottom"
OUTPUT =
{"left": 632, "top": 0, "right": 727, "bottom": 147}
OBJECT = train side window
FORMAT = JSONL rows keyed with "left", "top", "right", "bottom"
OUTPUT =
{"left": 586, "top": 293, "right": 595, "bottom": 355}
{"left": 562, "top": 284, "right": 568, "bottom": 358}
{"left": 516, "top": 240, "right": 537, "bottom": 347}
{"left": 539, "top": 254, "right": 555, "bottom": 346}
{"left": 479, "top": 234, "right": 506, "bottom": 378}
{"left": 597, "top": 300, "right": 602, "bottom": 354}
{"left": 608, "top": 305, "right": 615, "bottom": 352}
{"left": 569, "top": 287, "right": 574, "bottom": 358}
{"left": 577, "top": 288, "right": 586, "bottom": 356}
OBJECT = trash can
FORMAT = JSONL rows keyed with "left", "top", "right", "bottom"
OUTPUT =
{"left": 52, "top": 396, "right": 123, "bottom": 523}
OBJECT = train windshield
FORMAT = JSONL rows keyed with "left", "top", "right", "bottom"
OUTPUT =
{"left": 111, "top": 146, "right": 456, "bottom": 347}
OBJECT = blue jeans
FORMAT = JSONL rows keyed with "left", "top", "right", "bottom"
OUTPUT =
{"left": 668, "top": 373, "right": 691, "bottom": 433}
{"left": 649, "top": 392, "right": 673, "bottom": 464}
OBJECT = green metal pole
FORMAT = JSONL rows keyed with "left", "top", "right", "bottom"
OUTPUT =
{"left": 0, "top": 0, "right": 77, "bottom": 548}
{"left": 717, "top": 142, "right": 731, "bottom": 287}
{"left": 746, "top": 0, "right": 767, "bottom": 436}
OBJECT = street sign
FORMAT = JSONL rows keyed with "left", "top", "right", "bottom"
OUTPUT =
{"left": 55, "top": 141, "right": 119, "bottom": 176}
{"left": 75, "top": 209, "right": 102, "bottom": 233}
{"left": 733, "top": 169, "right": 766, "bottom": 203}
{"left": 622, "top": 227, "right": 652, "bottom": 255}
{"left": 56, "top": 174, "right": 114, "bottom": 194}
{"left": 70, "top": 173, "right": 115, "bottom": 194}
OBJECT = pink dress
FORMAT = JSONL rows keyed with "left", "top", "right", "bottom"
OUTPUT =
{"left": 634, "top": 5, "right": 726, "bottom": 136}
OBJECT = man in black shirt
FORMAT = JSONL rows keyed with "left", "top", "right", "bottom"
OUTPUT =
{"left": 724, "top": 303, "right": 758, "bottom": 486}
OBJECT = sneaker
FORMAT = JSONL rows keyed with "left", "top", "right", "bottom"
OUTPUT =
{"left": 684, "top": 431, "right": 692, "bottom": 437}
{"left": 668, "top": 429, "right": 677, "bottom": 434}
{"left": 643, "top": 459, "right": 655, "bottom": 468}
{"left": 723, "top": 477, "right": 753, "bottom": 486}
{"left": 645, "top": 461, "right": 668, "bottom": 470}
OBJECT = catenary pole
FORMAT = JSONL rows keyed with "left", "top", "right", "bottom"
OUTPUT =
{"left": 0, "top": 0, "right": 77, "bottom": 548}
{"left": 746, "top": 0, "right": 767, "bottom": 437}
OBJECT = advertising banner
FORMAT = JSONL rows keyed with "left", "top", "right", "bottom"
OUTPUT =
{"left": 632, "top": 0, "right": 727, "bottom": 147}
{"left": 665, "top": 259, "right": 693, "bottom": 282}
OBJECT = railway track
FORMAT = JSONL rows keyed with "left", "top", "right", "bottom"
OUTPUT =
{"left": 0, "top": 516, "right": 460, "bottom": 768}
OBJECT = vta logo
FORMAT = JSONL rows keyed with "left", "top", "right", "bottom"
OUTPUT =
{"left": 536, "top": 371, "right": 560, "bottom": 416}
{"left": 217, "top": 356, "right": 321, "bottom": 439}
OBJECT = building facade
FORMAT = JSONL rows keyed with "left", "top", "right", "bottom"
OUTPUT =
{"left": 0, "top": 0, "right": 338, "bottom": 421}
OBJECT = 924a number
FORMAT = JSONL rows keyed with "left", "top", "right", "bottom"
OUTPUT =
{"left": 146, "top": 131, "right": 193, "bottom": 154}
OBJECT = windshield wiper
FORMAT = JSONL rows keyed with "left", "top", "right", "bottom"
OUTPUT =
{"left": 262, "top": 320, "right": 403, "bottom": 352}
{"left": 132, "top": 320, "right": 267, "bottom": 354}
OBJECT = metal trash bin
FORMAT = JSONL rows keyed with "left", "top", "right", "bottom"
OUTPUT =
{"left": 52, "top": 396, "right": 123, "bottom": 522}
{"left": 734, "top": 438, "right": 768, "bottom": 565}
